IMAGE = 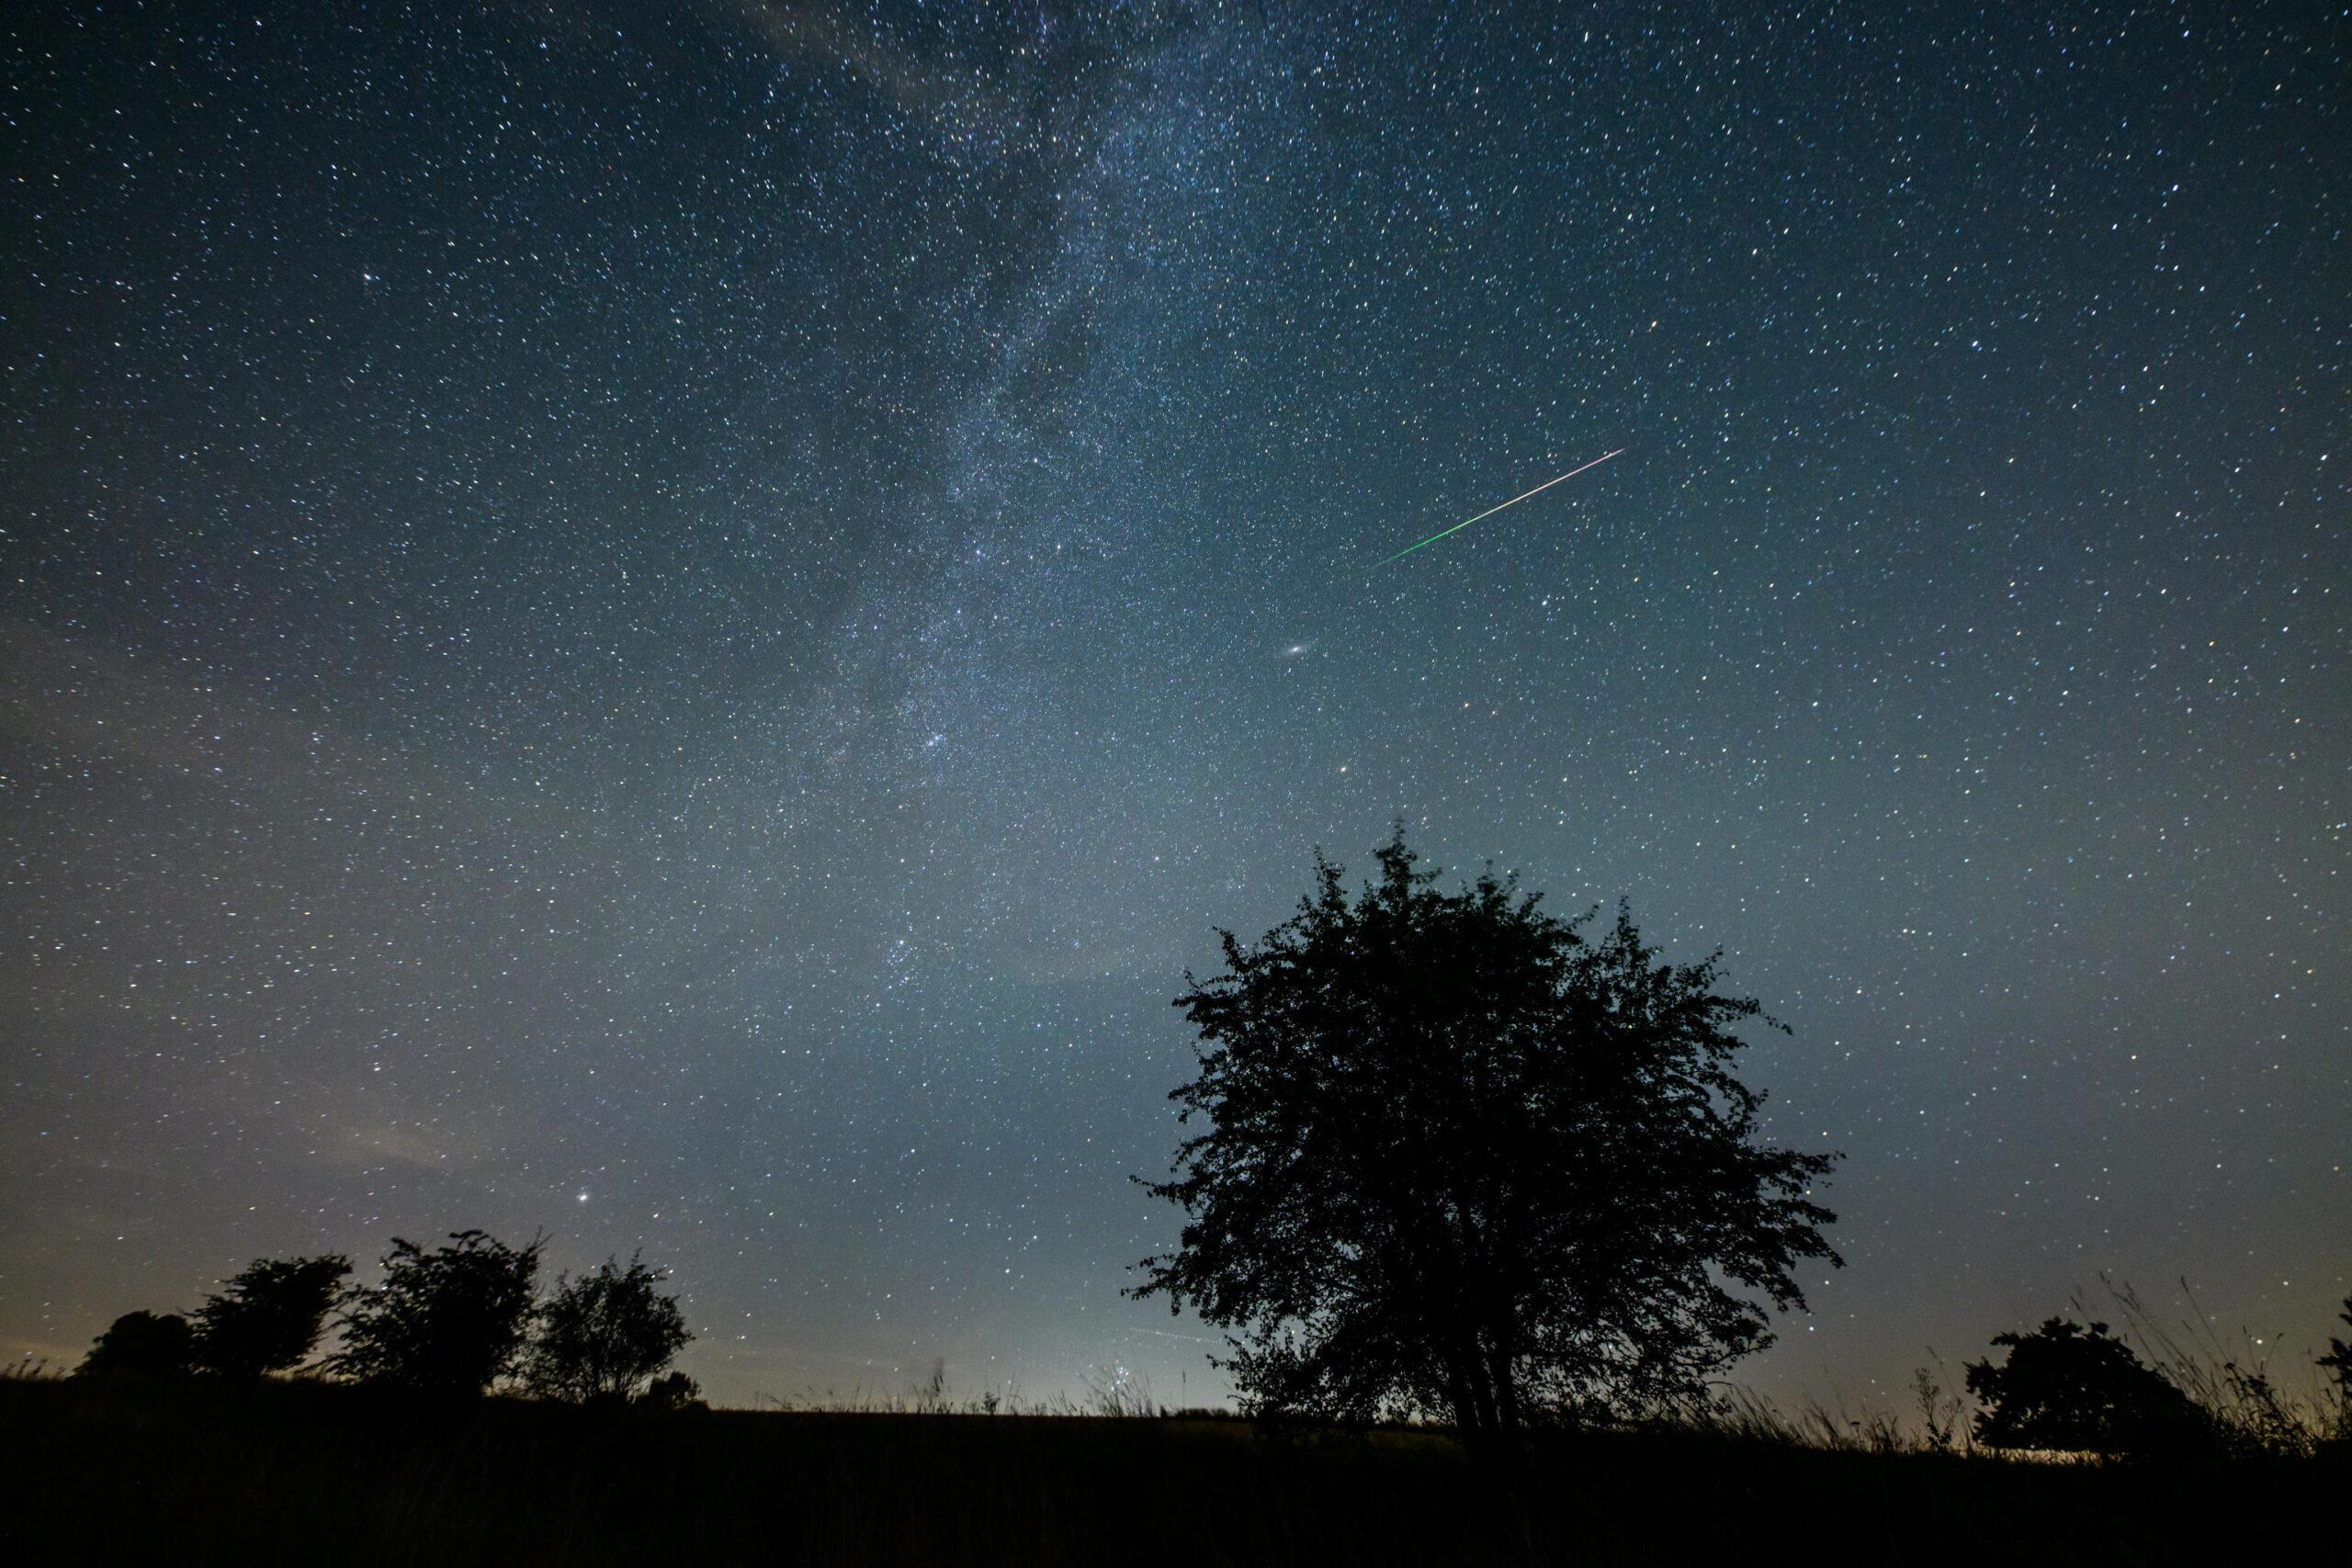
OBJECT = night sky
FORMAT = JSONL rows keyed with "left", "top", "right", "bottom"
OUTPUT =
{"left": 4, "top": 2, "right": 2344, "bottom": 1414}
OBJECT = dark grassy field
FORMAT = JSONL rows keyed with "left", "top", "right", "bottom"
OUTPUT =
{"left": 0, "top": 1377, "right": 2329, "bottom": 1566}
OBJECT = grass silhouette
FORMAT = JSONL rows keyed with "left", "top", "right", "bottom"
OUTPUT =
{"left": 3, "top": 1373, "right": 2332, "bottom": 1566}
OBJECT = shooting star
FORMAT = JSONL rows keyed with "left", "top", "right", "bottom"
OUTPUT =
{"left": 1374, "top": 448, "right": 1624, "bottom": 567}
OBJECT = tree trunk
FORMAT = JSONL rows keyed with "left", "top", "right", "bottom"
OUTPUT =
{"left": 1443, "top": 1349, "right": 1483, "bottom": 1442}
{"left": 1487, "top": 1334, "right": 1522, "bottom": 1432}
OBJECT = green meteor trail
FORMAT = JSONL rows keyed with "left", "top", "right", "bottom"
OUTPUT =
{"left": 1374, "top": 448, "right": 1624, "bottom": 567}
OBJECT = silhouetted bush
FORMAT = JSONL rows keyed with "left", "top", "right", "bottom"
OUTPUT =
{"left": 1965, "top": 1318, "right": 2205, "bottom": 1457}
{"left": 329, "top": 1230, "right": 542, "bottom": 1395}
{"left": 523, "top": 1254, "right": 692, "bottom": 1404}
{"left": 190, "top": 1255, "right": 351, "bottom": 1379}
{"left": 635, "top": 1370, "right": 706, "bottom": 1412}
{"left": 75, "top": 1310, "right": 194, "bottom": 1379}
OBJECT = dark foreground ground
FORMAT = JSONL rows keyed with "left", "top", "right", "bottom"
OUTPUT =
{"left": 0, "top": 1377, "right": 2329, "bottom": 1566}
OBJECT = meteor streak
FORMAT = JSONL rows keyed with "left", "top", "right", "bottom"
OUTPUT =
{"left": 1374, "top": 448, "right": 1624, "bottom": 567}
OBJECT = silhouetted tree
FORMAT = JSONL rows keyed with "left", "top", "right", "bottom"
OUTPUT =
{"left": 522, "top": 1254, "right": 692, "bottom": 1404}
{"left": 1965, "top": 1317, "right": 2204, "bottom": 1456}
{"left": 329, "top": 1230, "right": 542, "bottom": 1395}
{"left": 1131, "top": 831, "right": 1839, "bottom": 1444}
{"left": 75, "top": 1311, "right": 194, "bottom": 1379}
{"left": 189, "top": 1255, "right": 351, "bottom": 1379}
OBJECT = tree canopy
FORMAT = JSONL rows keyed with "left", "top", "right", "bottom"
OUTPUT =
{"left": 523, "top": 1254, "right": 693, "bottom": 1404}
{"left": 1132, "top": 831, "right": 1838, "bottom": 1439}
{"left": 189, "top": 1255, "right": 351, "bottom": 1380}
{"left": 329, "top": 1230, "right": 542, "bottom": 1395}
{"left": 76, "top": 1310, "right": 194, "bottom": 1380}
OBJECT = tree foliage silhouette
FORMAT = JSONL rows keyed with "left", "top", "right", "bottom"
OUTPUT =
{"left": 523, "top": 1254, "right": 693, "bottom": 1404}
{"left": 1132, "top": 831, "right": 1839, "bottom": 1438}
{"left": 329, "top": 1230, "right": 542, "bottom": 1395}
{"left": 1964, "top": 1317, "right": 2203, "bottom": 1456}
{"left": 189, "top": 1255, "right": 350, "bottom": 1379}
{"left": 76, "top": 1310, "right": 194, "bottom": 1379}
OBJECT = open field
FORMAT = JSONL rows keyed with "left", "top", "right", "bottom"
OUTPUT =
{"left": 0, "top": 1377, "right": 2331, "bottom": 1566}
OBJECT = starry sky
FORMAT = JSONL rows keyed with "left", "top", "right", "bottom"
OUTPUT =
{"left": 3, "top": 1, "right": 2344, "bottom": 1413}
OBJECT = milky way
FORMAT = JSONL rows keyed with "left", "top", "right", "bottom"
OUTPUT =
{"left": 3, "top": 3, "right": 2343, "bottom": 1410}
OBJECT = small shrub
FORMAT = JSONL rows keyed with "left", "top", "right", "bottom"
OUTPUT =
{"left": 636, "top": 1371, "right": 706, "bottom": 1412}
{"left": 1965, "top": 1318, "right": 2204, "bottom": 1458}
{"left": 76, "top": 1311, "right": 195, "bottom": 1380}
{"left": 1913, "top": 1364, "right": 1962, "bottom": 1452}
